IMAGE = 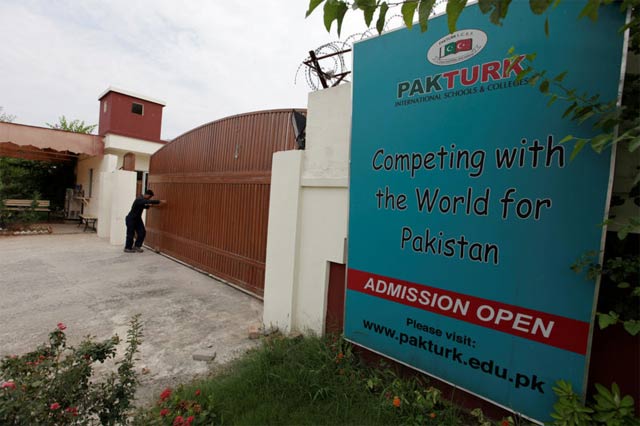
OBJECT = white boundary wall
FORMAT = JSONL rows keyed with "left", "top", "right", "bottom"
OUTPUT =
{"left": 263, "top": 84, "right": 351, "bottom": 334}
{"left": 77, "top": 154, "right": 117, "bottom": 218}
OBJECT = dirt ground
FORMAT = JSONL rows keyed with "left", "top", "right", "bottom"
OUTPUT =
{"left": 0, "top": 232, "right": 263, "bottom": 405}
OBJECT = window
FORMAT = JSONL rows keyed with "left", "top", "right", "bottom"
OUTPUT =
{"left": 103, "top": 101, "right": 107, "bottom": 113}
{"left": 131, "top": 102, "right": 144, "bottom": 115}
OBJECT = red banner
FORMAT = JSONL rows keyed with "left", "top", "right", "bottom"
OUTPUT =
{"left": 348, "top": 269, "right": 590, "bottom": 355}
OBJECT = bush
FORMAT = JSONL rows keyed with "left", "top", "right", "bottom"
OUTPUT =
{"left": 0, "top": 315, "right": 143, "bottom": 425}
{"left": 551, "top": 380, "right": 639, "bottom": 426}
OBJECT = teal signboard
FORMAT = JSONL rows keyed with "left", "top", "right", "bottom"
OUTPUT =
{"left": 346, "top": 2, "right": 625, "bottom": 422}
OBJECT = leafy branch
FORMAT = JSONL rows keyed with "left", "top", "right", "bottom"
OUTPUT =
{"left": 306, "top": 0, "right": 639, "bottom": 37}
{"left": 550, "top": 380, "right": 638, "bottom": 426}
{"left": 572, "top": 252, "right": 640, "bottom": 336}
{"left": 46, "top": 115, "right": 97, "bottom": 134}
{"left": 510, "top": 48, "right": 640, "bottom": 239}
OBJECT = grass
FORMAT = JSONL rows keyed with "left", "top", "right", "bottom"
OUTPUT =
{"left": 134, "top": 334, "right": 501, "bottom": 426}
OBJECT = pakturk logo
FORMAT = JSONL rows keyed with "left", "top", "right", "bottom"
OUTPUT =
{"left": 428, "top": 29, "right": 487, "bottom": 66}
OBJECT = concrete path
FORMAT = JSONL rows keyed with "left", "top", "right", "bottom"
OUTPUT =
{"left": 0, "top": 233, "right": 263, "bottom": 404}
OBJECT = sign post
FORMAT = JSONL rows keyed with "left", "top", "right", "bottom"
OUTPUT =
{"left": 346, "top": 2, "right": 626, "bottom": 422}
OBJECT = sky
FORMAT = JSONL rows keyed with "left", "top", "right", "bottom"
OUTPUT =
{"left": 0, "top": 0, "right": 380, "bottom": 140}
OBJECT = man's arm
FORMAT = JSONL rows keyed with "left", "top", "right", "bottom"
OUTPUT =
{"left": 145, "top": 199, "right": 166, "bottom": 208}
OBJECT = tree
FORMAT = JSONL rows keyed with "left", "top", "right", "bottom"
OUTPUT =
{"left": 0, "top": 110, "right": 77, "bottom": 215}
{"left": 0, "top": 106, "right": 16, "bottom": 123}
{"left": 46, "top": 115, "right": 97, "bottom": 134}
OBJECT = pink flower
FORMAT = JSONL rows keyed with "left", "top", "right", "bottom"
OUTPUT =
{"left": 186, "top": 415, "right": 195, "bottom": 425}
{"left": 65, "top": 406, "right": 79, "bottom": 416}
{"left": 160, "top": 387, "right": 172, "bottom": 401}
{"left": 1, "top": 381, "right": 16, "bottom": 390}
{"left": 160, "top": 408, "right": 170, "bottom": 417}
{"left": 50, "top": 402, "right": 61, "bottom": 410}
{"left": 173, "top": 415, "right": 184, "bottom": 426}
{"left": 57, "top": 323, "right": 67, "bottom": 331}
{"left": 195, "top": 389, "right": 201, "bottom": 396}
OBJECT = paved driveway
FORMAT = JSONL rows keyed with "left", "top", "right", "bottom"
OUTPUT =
{"left": 0, "top": 233, "right": 263, "bottom": 403}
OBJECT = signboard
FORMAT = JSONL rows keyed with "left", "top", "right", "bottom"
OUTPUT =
{"left": 346, "top": 2, "right": 626, "bottom": 422}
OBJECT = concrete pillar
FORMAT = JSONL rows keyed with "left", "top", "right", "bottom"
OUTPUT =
{"left": 108, "top": 170, "right": 136, "bottom": 246}
{"left": 262, "top": 150, "right": 303, "bottom": 332}
{"left": 96, "top": 154, "right": 118, "bottom": 239}
{"left": 97, "top": 171, "right": 112, "bottom": 238}
{"left": 263, "top": 84, "right": 352, "bottom": 335}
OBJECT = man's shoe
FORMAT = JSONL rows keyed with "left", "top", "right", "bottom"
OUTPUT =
{"left": 123, "top": 248, "right": 136, "bottom": 253}
{"left": 134, "top": 247, "right": 144, "bottom": 253}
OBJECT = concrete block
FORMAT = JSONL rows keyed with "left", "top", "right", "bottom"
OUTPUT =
{"left": 192, "top": 351, "right": 216, "bottom": 362}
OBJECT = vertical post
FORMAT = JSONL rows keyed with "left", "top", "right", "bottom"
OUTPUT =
{"left": 309, "top": 50, "right": 328, "bottom": 89}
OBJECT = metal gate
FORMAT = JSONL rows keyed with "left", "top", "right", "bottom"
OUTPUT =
{"left": 145, "top": 109, "right": 301, "bottom": 297}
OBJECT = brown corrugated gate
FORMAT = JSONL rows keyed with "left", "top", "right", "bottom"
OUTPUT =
{"left": 145, "top": 109, "right": 301, "bottom": 297}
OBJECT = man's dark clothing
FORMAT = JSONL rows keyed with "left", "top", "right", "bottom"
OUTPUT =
{"left": 125, "top": 196, "right": 160, "bottom": 250}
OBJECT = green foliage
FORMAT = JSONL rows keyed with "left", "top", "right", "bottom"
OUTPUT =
{"left": 0, "top": 185, "right": 43, "bottom": 227}
{"left": 321, "top": 0, "right": 349, "bottom": 35}
{"left": 0, "top": 315, "right": 143, "bottom": 425}
{"left": 20, "top": 191, "right": 42, "bottom": 225}
{"left": 305, "top": 0, "right": 636, "bottom": 36}
{"left": 523, "top": 70, "right": 639, "bottom": 187}
{"left": 134, "top": 334, "right": 479, "bottom": 425}
{"left": 401, "top": 1, "right": 419, "bottom": 28}
{"left": 551, "top": 380, "right": 595, "bottom": 426}
{"left": 0, "top": 182, "right": 5, "bottom": 228}
{"left": 572, "top": 252, "right": 640, "bottom": 335}
{"left": 418, "top": 0, "right": 435, "bottom": 32}
{"left": 470, "top": 408, "right": 519, "bottom": 426}
{"left": 0, "top": 157, "right": 75, "bottom": 214}
{"left": 623, "top": 0, "right": 640, "bottom": 52}
{"left": 0, "top": 106, "right": 16, "bottom": 123}
{"left": 446, "top": 0, "right": 468, "bottom": 32}
{"left": 376, "top": 2, "right": 390, "bottom": 33}
{"left": 592, "top": 383, "right": 639, "bottom": 425}
{"left": 550, "top": 380, "right": 639, "bottom": 426}
{"left": 46, "top": 115, "right": 97, "bottom": 134}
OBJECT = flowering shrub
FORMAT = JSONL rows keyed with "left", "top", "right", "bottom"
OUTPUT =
{"left": 0, "top": 315, "right": 143, "bottom": 425}
{"left": 134, "top": 386, "right": 217, "bottom": 426}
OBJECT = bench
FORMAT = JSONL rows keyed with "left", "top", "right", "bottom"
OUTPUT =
{"left": 78, "top": 214, "right": 97, "bottom": 232}
{"left": 2, "top": 199, "right": 51, "bottom": 219}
